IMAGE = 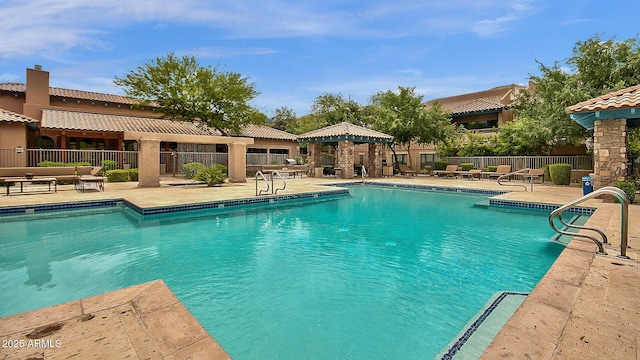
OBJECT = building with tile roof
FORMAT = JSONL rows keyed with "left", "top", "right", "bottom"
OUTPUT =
{"left": 424, "top": 84, "right": 525, "bottom": 131}
{"left": 0, "top": 66, "right": 301, "bottom": 179}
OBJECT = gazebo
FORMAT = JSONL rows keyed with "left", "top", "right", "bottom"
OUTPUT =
{"left": 567, "top": 84, "right": 640, "bottom": 187}
{"left": 297, "top": 122, "right": 394, "bottom": 179}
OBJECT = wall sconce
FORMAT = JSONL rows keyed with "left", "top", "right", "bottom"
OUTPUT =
{"left": 349, "top": 149, "right": 353, "bottom": 155}
{"left": 15, "top": 146, "right": 24, "bottom": 153}
{"left": 132, "top": 141, "right": 139, "bottom": 151}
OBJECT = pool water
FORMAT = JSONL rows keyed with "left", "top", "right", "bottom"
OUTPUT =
{"left": 0, "top": 186, "right": 566, "bottom": 359}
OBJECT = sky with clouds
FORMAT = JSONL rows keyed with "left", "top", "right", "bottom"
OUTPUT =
{"left": 1, "top": 0, "right": 639, "bottom": 116}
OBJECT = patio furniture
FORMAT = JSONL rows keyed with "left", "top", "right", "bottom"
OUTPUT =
{"left": 520, "top": 168, "right": 545, "bottom": 183}
{"left": 433, "top": 165, "right": 458, "bottom": 178}
{"left": 77, "top": 176, "right": 106, "bottom": 192}
{"left": 484, "top": 165, "right": 512, "bottom": 180}
{"left": 458, "top": 169, "right": 483, "bottom": 180}
{"left": 4, "top": 177, "right": 57, "bottom": 196}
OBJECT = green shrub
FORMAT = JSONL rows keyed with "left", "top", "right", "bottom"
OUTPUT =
{"left": 195, "top": 164, "right": 227, "bottom": 186}
{"left": 37, "top": 161, "right": 66, "bottom": 167}
{"left": 102, "top": 160, "right": 118, "bottom": 172}
{"left": 487, "top": 166, "right": 498, "bottom": 172}
{"left": 460, "top": 163, "right": 475, "bottom": 171}
{"left": 68, "top": 162, "right": 91, "bottom": 167}
{"left": 422, "top": 165, "right": 432, "bottom": 174}
{"left": 128, "top": 168, "right": 139, "bottom": 181}
{"left": 614, "top": 180, "right": 637, "bottom": 203}
{"left": 182, "top": 162, "right": 207, "bottom": 179}
{"left": 549, "top": 163, "right": 572, "bottom": 185}
{"left": 434, "top": 161, "right": 449, "bottom": 171}
{"left": 105, "top": 169, "right": 129, "bottom": 182}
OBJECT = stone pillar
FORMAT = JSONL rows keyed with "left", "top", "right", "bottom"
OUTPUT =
{"left": 367, "top": 143, "right": 384, "bottom": 178}
{"left": 592, "top": 119, "right": 627, "bottom": 188}
{"left": 337, "top": 140, "right": 354, "bottom": 179}
{"left": 138, "top": 138, "right": 161, "bottom": 187}
{"left": 227, "top": 142, "right": 248, "bottom": 183}
{"left": 308, "top": 143, "right": 322, "bottom": 177}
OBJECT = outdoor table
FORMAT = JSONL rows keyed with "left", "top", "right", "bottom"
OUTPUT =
{"left": 4, "top": 177, "right": 57, "bottom": 196}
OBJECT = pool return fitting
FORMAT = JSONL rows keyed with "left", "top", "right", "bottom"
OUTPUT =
{"left": 548, "top": 186, "right": 630, "bottom": 259}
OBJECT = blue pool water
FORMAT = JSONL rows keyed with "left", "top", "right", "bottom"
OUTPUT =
{"left": 0, "top": 186, "right": 566, "bottom": 359}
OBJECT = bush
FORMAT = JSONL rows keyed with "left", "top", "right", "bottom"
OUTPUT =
{"left": 614, "top": 180, "right": 637, "bottom": 203}
{"left": 434, "top": 161, "right": 449, "bottom": 171}
{"left": 195, "top": 164, "right": 227, "bottom": 186}
{"left": 128, "top": 168, "right": 139, "bottom": 181}
{"left": 460, "top": 163, "right": 475, "bottom": 171}
{"left": 37, "top": 161, "right": 66, "bottom": 167}
{"left": 105, "top": 169, "right": 129, "bottom": 182}
{"left": 422, "top": 165, "right": 432, "bottom": 174}
{"left": 549, "top": 164, "right": 572, "bottom": 185}
{"left": 487, "top": 166, "right": 498, "bottom": 172}
{"left": 102, "top": 160, "right": 118, "bottom": 172}
{"left": 182, "top": 162, "right": 207, "bottom": 179}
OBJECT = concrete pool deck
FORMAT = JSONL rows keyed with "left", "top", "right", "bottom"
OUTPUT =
{"left": 0, "top": 175, "right": 638, "bottom": 359}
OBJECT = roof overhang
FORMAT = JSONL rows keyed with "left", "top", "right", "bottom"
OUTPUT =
{"left": 570, "top": 108, "right": 640, "bottom": 130}
{"left": 297, "top": 135, "right": 393, "bottom": 144}
{"left": 124, "top": 131, "right": 254, "bottom": 145}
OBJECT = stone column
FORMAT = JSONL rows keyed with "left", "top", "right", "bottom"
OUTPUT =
{"left": 592, "top": 119, "right": 627, "bottom": 188}
{"left": 227, "top": 142, "right": 248, "bottom": 183}
{"left": 308, "top": 143, "right": 322, "bottom": 177}
{"left": 337, "top": 140, "right": 354, "bottom": 179}
{"left": 138, "top": 138, "right": 161, "bottom": 187}
{"left": 367, "top": 143, "right": 384, "bottom": 178}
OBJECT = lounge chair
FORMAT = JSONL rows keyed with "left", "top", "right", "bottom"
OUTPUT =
{"left": 458, "top": 169, "right": 482, "bottom": 180}
{"left": 399, "top": 166, "right": 417, "bottom": 177}
{"left": 433, "top": 165, "right": 458, "bottom": 178}
{"left": 77, "top": 166, "right": 106, "bottom": 192}
{"left": 484, "top": 165, "right": 512, "bottom": 180}
{"left": 520, "top": 168, "right": 545, "bottom": 183}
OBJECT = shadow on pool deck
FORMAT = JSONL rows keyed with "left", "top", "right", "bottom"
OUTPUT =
{"left": 0, "top": 175, "right": 638, "bottom": 359}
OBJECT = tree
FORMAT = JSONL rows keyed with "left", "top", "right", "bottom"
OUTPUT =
{"left": 271, "top": 106, "right": 297, "bottom": 131}
{"left": 368, "top": 87, "right": 455, "bottom": 171}
{"left": 114, "top": 52, "right": 265, "bottom": 136}
{"left": 510, "top": 34, "right": 640, "bottom": 153}
{"left": 310, "top": 93, "right": 368, "bottom": 127}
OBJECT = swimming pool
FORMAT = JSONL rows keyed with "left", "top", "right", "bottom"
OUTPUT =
{"left": 0, "top": 185, "right": 567, "bottom": 359}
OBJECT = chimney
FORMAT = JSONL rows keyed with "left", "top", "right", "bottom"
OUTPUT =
{"left": 23, "top": 66, "right": 50, "bottom": 120}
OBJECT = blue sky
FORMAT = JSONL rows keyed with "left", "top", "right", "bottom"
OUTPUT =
{"left": 1, "top": 0, "right": 639, "bottom": 117}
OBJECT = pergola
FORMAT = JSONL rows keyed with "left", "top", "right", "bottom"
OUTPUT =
{"left": 567, "top": 84, "right": 640, "bottom": 187}
{"left": 297, "top": 122, "right": 394, "bottom": 178}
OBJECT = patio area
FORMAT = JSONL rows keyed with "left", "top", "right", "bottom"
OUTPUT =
{"left": 0, "top": 175, "right": 638, "bottom": 359}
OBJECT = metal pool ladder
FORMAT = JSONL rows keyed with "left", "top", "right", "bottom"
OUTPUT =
{"left": 497, "top": 168, "right": 534, "bottom": 191}
{"left": 255, "top": 170, "right": 286, "bottom": 196}
{"left": 548, "top": 186, "right": 630, "bottom": 259}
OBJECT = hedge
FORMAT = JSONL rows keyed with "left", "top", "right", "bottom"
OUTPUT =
{"left": 434, "top": 161, "right": 449, "bottom": 171}
{"left": 487, "top": 165, "right": 498, "bottom": 172}
{"left": 460, "top": 162, "right": 475, "bottom": 171}
{"left": 128, "top": 168, "right": 139, "bottom": 181}
{"left": 549, "top": 163, "right": 572, "bottom": 185}
{"left": 614, "top": 180, "right": 637, "bottom": 203}
{"left": 102, "top": 160, "right": 118, "bottom": 172}
{"left": 105, "top": 169, "right": 129, "bottom": 182}
{"left": 37, "top": 161, "right": 91, "bottom": 167}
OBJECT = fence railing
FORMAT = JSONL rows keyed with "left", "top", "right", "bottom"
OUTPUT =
{"left": 246, "top": 153, "right": 289, "bottom": 166}
{"left": 161, "top": 151, "right": 229, "bottom": 174}
{"left": 441, "top": 155, "right": 593, "bottom": 171}
{"left": 0, "top": 149, "right": 139, "bottom": 168}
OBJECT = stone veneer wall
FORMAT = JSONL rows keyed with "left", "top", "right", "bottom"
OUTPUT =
{"left": 368, "top": 143, "right": 384, "bottom": 178}
{"left": 337, "top": 140, "right": 354, "bottom": 179}
{"left": 307, "top": 143, "right": 322, "bottom": 176}
{"left": 593, "top": 118, "right": 628, "bottom": 187}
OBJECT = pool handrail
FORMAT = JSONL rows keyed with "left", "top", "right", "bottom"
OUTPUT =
{"left": 548, "top": 186, "right": 630, "bottom": 258}
{"left": 271, "top": 170, "right": 287, "bottom": 194}
{"left": 497, "top": 168, "right": 531, "bottom": 191}
{"left": 255, "top": 171, "right": 270, "bottom": 196}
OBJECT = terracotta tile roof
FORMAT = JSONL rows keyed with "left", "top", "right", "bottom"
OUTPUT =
{"left": 0, "top": 108, "right": 38, "bottom": 123}
{"left": 440, "top": 97, "right": 505, "bottom": 115}
{"left": 241, "top": 124, "right": 297, "bottom": 141}
{"left": 297, "top": 122, "right": 393, "bottom": 143}
{"left": 566, "top": 84, "right": 640, "bottom": 114}
{"left": 0, "top": 82, "right": 146, "bottom": 106}
{"left": 41, "top": 109, "right": 214, "bottom": 136}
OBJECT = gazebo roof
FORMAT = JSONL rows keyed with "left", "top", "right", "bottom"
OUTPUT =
{"left": 567, "top": 84, "right": 640, "bottom": 129}
{"left": 297, "top": 122, "right": 393, "bottom": 143}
